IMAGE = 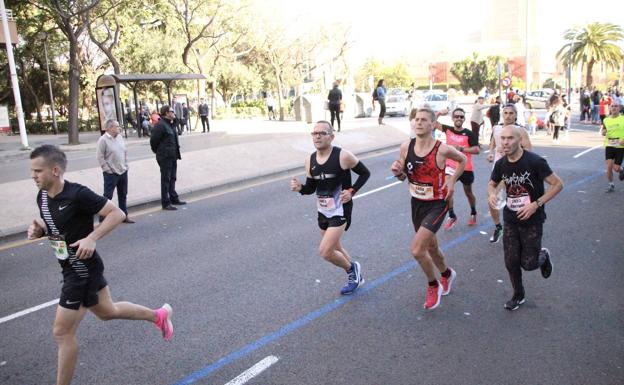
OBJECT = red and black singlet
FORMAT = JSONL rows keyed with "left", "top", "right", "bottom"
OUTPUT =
{"left": 403, "top": 139, "right": 447, "bottom": 201}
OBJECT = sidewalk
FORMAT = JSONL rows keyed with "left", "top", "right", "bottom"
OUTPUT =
{"left": 0, "top": 117, "right": 410, "bottom": 239}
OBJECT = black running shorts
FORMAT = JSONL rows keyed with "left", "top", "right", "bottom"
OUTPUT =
{"left": 59, "top": 260, "right": 108, "bottom": 310}
{"left": 458, "top": 170, "right": 475, "bottom": 185}
{"left": 605, "top": 146, "right": 624, "bottom": 165}
{"left": 411, "top": 199, "right": 448, "bottom": 233}
{"left": 318, "top": 201, "right": 352, "bottom": 231}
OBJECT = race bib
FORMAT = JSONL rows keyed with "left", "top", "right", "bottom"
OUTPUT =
{"left": 445, "top": 166, "right": 455, "bottom": 176}
{"left": 608, "top": 138, "right": 620, "bottom": 146}
{"left": 410, "top": 183, "right": 434, "bottom": 200}
{"left": 507, "top": 195, "right": 531, "bottom": 211}
{"left": 48, "top": 235, "right": 69, "bottom": 260}
{"left": 317, "top": 196, "right": 336, "bottom": 210}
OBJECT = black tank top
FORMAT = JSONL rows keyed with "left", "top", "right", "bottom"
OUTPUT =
{"left": 310, "top": 146, "right": 352, "bottom": 216}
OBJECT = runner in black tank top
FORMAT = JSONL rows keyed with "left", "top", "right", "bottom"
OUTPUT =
{"left": 291, "top": 121, "right": 370, "bottom": 296}
{"left": 27, "top": 145, "right": 174, "bottom": 385}
{"left": 391, "top": 108, "right": 467, "bottom": 310}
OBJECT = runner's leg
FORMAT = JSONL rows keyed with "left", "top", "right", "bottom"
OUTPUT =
{"left": 410, "top": 227, "right": 439, "bottom": 282}
{"left": 89, "top": 286, "right": 157, "bottom": 322}
{"left": 606, "top": 159, "right": 614, "bottom": 184}
{"left": 503, "top": 222, "right": 524, "bottom": 296}
{"left": 54, "top": 305, "right": 88, "bottom": 385}
{"left": 319, "top": 226, "right": 352, "bottom": 271}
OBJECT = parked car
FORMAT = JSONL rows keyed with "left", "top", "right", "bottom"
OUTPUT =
{"left": 525, "top": 89, "right": 554, "bottom": 109}
{"left": 386, "top": 94, "right": 410, "bottom": 116}
{"left": 417, "top": 92, "right": 454, "bottom": 113}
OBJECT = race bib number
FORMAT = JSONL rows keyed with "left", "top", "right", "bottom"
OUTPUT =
{"left": 317, "top": 196, "right": 336, "bottom": 210}
{"left": 48, "top": 235, "right": 69, "bottom": 260}
{"left": 608, "top": 138, "right": 620, "bottom": 146}
{"left": 507, "top": 195, "right": 531, "bottom": 211}
{"left": 410, "top": 183, "right": 434, "bottom": 200}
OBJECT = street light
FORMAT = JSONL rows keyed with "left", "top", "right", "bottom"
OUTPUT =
{"left": 38, "top": 31, "right": 58, "bottom": 135}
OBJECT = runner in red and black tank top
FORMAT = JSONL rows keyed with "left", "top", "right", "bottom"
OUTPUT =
{"left": 404, "top": 138, "right": 447, "bottom": 201}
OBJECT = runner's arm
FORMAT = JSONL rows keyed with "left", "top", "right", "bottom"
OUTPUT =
{"left": 27, "top": 218, "right": 46, "bottom": 239}
{"left": 390, "top": 141, "right": 409, "bottom": 180}
{"left": 70, "top": 201, "right": 124, "bottom": 259}
{"left": 340, "top": 150, "right": 370, "bottom": 199}
{"left": 516, "top": 172, "right": 563, "bottom": 221}
{"left": 291, "top": 156, "right": 316, "bottom": 194}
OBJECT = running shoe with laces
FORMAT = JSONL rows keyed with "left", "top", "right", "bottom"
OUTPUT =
{"left": 340, "top": 261, "right": 363, "bottom": 295}
{"left": 467, "top": 214, "right": 477, "bottom": 226}
{"left": 490, "top": 226, "right": 503, "bottom": 243}
{"left": 154, "top": 304, "right": 173, "bottom": 341}
{"left": 605, "top": 184, "right": 615, "bottom": 193}
{"left": 540, "top": 248, "right": 553, "bottom": 279}
{"left": 423, "top": 283, "right": 442, "bottom": 309}
{"left": 440, "top": 268, "right": 456, "bottom": 296}
{"left": 443, "top": 217, "right": 457, "bottom": 231}
{"left": 504, "top": 294, "right": 525, "bottom": 311}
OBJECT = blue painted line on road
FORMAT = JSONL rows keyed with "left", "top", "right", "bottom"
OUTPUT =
{"left": 172, "top": 171, "right": 603, "bottom": 385}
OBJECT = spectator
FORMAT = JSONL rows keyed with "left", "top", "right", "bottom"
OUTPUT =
{"left": 198, "top": 98, "right": 210, "bottom": 132}
{"left": 181, "top": 103, "right": 190, "bottom": 132}
{"left": 266, "top": 94, "right": 276, "bottom": 120}
{"left": 376, "top": 79, "right": 386, "bottom": 125}
{"left": 591, "top": 89, "right": 602, "bottom": 124}
{"left": 150, "top": 110, "right": 160, "bottom": 126}
{"left": 549, "top": 95, "right": 567, "bottom": 142}
{"left": 173, "top": 99, "right": 184, "bottom": 135}
{"left": 599, "top": 94, "right": 612, "bottom": 126}
{"left": 514, "top": 95, "right": 527, "bottom": 128}
{"left": 327, "top": 81, "right": 343, "bottom": 132}
{"left": 488, "top": 96, "right": 502, "bottom": 128}
{"left": 470, "top": 96, "right": 492, "bottom": 145}
{"left": 580, "top": 89, "right": 591, "bottom": 123}
{"left": 150, "top": 105, "right": 186, "bottom": 210}
{"left": 96, "top": 119, "right": 133, "bottom": 223}
{"left": 527, "top": 111, "right": 538, "bottom": 136}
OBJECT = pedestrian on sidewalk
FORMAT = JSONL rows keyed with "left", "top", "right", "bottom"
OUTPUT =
{"left": 470, "top": 96, "right": 492, "bottom": 145}
{"left": 376, "top": 79, "right": 386, "bottom": 125}
{"left": 150, "top": 105, "right": 186, "bottom": 210}
{"left": 27, "top": 145, "right": 173, "bottom": 385}
{"left": 488, "top": 125, "right": 563, "bottom": 311}
{"left": 266, "top": 94, "right": 276, "bottom": 120}
{"left": 327, "top": 81, "right": 343, "bottom": 132}
{"left": 290, "top": 120, "right": 371, "bottom": 296}
{"left": 174, "top": 99, "right": 184, "bottom": 135}
{"left": 199, "top": 98, "right": 210, "bottom": 132}
{"left": 96, "top": 119, "right": 134, "bottom": 223}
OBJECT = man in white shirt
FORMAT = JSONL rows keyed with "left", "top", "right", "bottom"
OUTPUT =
{"left": 96, "top": 119, "right": 133, "bottom": 223}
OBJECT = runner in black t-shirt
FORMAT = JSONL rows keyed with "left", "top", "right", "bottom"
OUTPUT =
{"left": 488, "top": 126, "right": 563, "bottom": 311}
{"left": 27, "top": 145, "right": 173, "bottom": 385}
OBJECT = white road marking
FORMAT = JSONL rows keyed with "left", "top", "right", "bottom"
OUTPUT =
{"left": 573, "top": 145, "right": 601, "bottom": 158}
{"left": 353, "top": 181, "right": 402, "bottom": 200}
{"left": 224, "top": 356, "right": 279, "bottom": 385}
{"left": 0, "top": 299, "right": 59, "bottom": 325}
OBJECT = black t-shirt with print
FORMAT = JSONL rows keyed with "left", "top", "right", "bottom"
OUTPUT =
{"left": 490, "top": 150, "right": 553, "bottom": 225}
{"left": 37, "top": 181, "right": 107, "bottom": 270}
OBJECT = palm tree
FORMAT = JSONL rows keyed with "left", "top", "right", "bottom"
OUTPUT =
{"left": 556, "top": 22, "right": 624, "bottom": 88}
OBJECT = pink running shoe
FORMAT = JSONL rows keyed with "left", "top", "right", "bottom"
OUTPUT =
{"left": 467, "top": 214, "right": 477, "bottom": 226}
{"left": 423, "top": 283, "right": 442, "bottom": 310}
{"left": 444, "top": 217, "right": 457, "bottom": 231}
{"left": 440, "top": 268, "right": 457, "bottom": 296}
{"left": 155, "top": 304, "right": 173, "bottom": 341}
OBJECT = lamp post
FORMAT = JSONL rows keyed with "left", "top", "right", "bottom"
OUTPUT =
{"left": 38, "top": 32, "right": 58, "bottom": 135}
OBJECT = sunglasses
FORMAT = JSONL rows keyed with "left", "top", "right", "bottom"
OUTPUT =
{"left": 311, "top": 131, "right": 331, "bottom": 137}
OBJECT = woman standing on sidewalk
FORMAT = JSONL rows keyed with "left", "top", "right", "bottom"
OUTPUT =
{"left": 376, "top": 79, "right": 386, "bottom": 126}
{"left": 327, "top": 81, "right": 343, "bottom": 131}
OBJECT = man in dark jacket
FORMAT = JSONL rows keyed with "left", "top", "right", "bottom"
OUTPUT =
{"left": 150, "top": 105, "right": 186, "bottom": 210}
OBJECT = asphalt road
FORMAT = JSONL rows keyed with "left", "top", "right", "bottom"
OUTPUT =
{"left": 0, "top": 141, "right": 622, "bottom": 385}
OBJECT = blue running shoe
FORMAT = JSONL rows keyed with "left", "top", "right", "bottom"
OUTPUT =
{"left": 340, "top": 261, "right": 363, "bottom": 295}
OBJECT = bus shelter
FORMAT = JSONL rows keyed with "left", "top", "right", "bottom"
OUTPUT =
{"left": 95, "top": 73, "right": 206, "bottom": 137}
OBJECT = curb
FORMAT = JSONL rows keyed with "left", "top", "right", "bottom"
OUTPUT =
{"left": 0, "top": 140, "right": 403, "bottom": 244}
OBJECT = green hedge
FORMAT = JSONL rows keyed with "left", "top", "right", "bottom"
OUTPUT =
{"left": 231, "top": 99, "right": 266, "bottom": 108}
{"left": 9, "top": 119, "right": 100, "bottom": 134}
{"left": 214, "top": 106, "right": 266, "bottom": 119}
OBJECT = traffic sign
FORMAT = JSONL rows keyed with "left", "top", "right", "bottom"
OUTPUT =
{"left": 501, "top": 76, "right": 511, "bottom": 88}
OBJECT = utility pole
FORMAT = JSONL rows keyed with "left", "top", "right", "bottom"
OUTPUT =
{"left": 1, "top": 2, "right": 28, "bottom": 149}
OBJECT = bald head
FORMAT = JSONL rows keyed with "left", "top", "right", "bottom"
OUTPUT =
{"left": 501, "top": 124, "right": 522, "bottom": 139}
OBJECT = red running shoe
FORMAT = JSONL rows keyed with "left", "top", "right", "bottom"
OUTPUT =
{"left": 440, "top": 268, "right": 457, "bottom": 296}
{"left": 424, "top": 283, "right": 442, "bottom": 310}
